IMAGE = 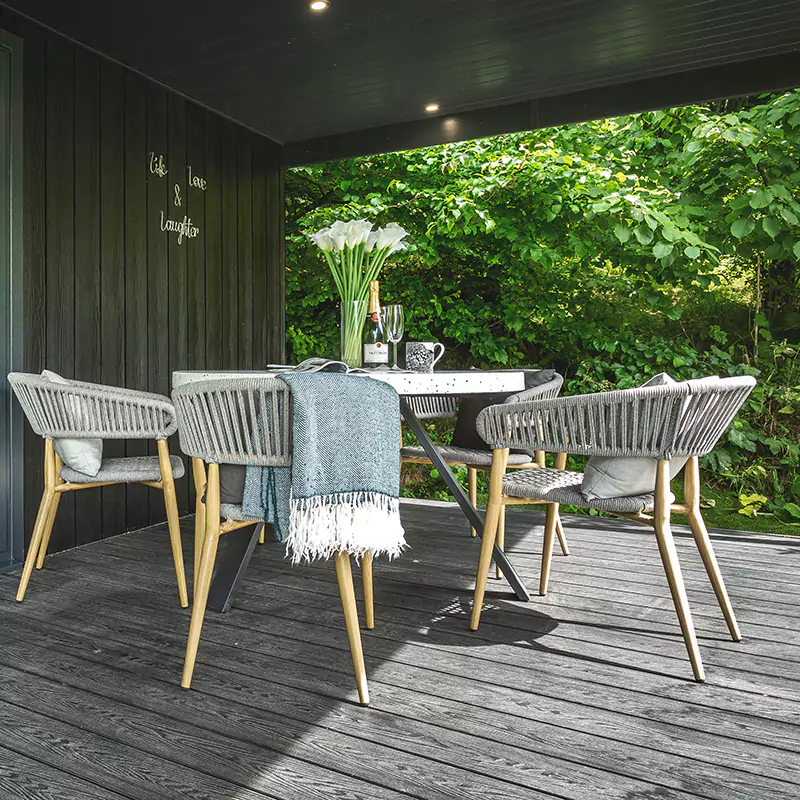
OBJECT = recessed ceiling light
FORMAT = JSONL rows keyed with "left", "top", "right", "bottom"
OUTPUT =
{"left": 310, "top": 0, "right": 329, "bottom": 10}
{"left": 425, "top": 103, "right": 440, "bottom": 113}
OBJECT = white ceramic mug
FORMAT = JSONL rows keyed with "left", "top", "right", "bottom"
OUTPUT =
{"left": 406, "top": 341, "right": 445, "bottom": 372}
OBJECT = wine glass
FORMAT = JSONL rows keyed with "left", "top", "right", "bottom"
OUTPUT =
{"left": 381, "top": 305, "right": 405, "bottom": 368}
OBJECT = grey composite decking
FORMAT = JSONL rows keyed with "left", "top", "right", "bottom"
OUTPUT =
{"left": 1, "top": 499, "right": 799, "bottom": 800}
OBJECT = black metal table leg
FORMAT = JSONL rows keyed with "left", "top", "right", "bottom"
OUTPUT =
{"left": 400, "top": 397, "right": 530, "bottom": 601}
{"left": 207, "top": 522, "right": 265, "bottom": 613}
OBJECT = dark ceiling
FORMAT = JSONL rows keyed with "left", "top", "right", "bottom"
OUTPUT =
{"left": 4, "top": 0, "right": 800, "bottom": 147}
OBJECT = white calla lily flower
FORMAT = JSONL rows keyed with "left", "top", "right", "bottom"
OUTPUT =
{"left": 345, "top": 218, "right": 373, "bottom": 247}
{"left": 329, "top": 232, "right": 347, "bottom": 251}
{"left": 309, "top": 227, "right": 334, "bottom": 251}
{"left": 375, "top": 222, "right": 409, "bottom": 251}
{"left": 309, "top": 218, "right": 410, "bottom": 315}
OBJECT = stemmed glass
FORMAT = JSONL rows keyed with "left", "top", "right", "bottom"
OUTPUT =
{"left": 381, "top": 305, "right": 405, "bottom": 368}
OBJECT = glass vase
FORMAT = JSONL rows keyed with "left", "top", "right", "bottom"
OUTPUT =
{"left": 340, "top": 300, "right": 367, "bottom": 368}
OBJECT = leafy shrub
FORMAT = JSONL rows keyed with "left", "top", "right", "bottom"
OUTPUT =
{"left": 286, "top": 92, "right": 800, "bottom": 525}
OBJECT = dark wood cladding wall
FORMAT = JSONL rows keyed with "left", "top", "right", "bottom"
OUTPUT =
{"left": 1, "top": 9, "right": 286, "bottom": 554}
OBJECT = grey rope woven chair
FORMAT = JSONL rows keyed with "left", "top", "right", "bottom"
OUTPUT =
{"left": 401, "top": 372, "right": 569, "bottom": 575}
{"left": 7, "top": 372, "right": 188, "bottom": 607}
{"left": 471, "top": 375, "right": 756, "bottom": 681}
{"left": 173, "top": 376, "right": 371, "bottom": 705}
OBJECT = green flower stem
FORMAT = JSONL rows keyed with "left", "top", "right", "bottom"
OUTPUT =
{"left": 321, "top": 243, "right": 394, "bottom": 317}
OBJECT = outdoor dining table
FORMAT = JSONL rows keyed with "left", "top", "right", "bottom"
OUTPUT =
{"left": 171, "top": 369, "right": 532, "bottom": 611}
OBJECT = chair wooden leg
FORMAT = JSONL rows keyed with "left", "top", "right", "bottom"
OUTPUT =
{"left": 334, "top": 551, "right": 370, "bottom": 705}
{"left": 684, "top": 457, "right": 741, "bottom": 641}
{"left": 182, "top": 463, "right": 221, "bottom": 689}
{"left": 653, "top": 459, "right": 705, "bottom": 682}
{"left": 468, "top": 467, "right": 477, "bottom": 537}
{"left": 495, "top": 506, "right": 506, "bottom": 579}
{"left": 191, "top": 457, "right": 207, "bottom": 581}
{"left": 540, "top": 503, "right": 559, "bottom": 596}
{"left": 159, "top": 440, "right": 189, "bottom": 609}
{"left": 258, "top": 526, "right": 266, "bottom": 545}
{"left": 35, "top": 492, "right": 61, "bottom": 569}
{"left": 555, "top": 515, "right": 570, "bottom": 557}
{"left": 551, "top": 451, "right": 570, "bottom": 557}
{"left": 17, "top": 491, "right": 54, "bottom": 601}
{"left": 471, "top": 448, "right": 508, "bottom": 631}
{"left": 362, "top": 552, "right": 375, "bottom": 630}
{"left": 17, "top": 440, "right": 57, "bottom": 602}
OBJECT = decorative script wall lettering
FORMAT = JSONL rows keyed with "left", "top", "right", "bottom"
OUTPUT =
{"left": 149, "top": 152, "right": 206, "bottom": 244}
{"left": 160, "top": 211, "right": 200, "bottom": 245}
{"left": 188, "top": 166, "right": 207, "bottom": 191}
{"left": 149, "top": 152, "right": 168, "bottom": 177}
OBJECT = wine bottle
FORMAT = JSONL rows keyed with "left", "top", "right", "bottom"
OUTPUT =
{"left": 362, "top": 280, "right": 389, "bottom": 368}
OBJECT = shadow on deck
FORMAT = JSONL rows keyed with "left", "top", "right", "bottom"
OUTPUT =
{"left": 0, "top": 500, "right": 798, "bottom": 799}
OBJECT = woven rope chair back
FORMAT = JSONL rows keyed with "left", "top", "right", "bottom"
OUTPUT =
{"left": 404, "top": 395, "right": 458, "bottom": 420}
{"left": 505, "top": 373, "right": 564, "bottom": 404}
{"left": 7, "top": 372, "right": 177, "bottom": 440}
{"left": 674, "top": 376, "right": 757, "bottom": 457}
{"left": 405, "top": 371, "right": 564, "bottom": 420}
{"left": 477, "top": 375, "right": 755, "bottom": 458}
{"left": 172, "top": 377, "right": 292, "bottom": 467}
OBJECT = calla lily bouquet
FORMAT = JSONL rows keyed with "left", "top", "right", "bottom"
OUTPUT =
{"left": 310, "top": 219, "right": 409, "bottom": 366}
{"left": 310, "top": 219, "right": 409, "bottom": 304}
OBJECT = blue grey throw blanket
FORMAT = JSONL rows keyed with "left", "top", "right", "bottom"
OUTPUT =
{"left": 242, "top": 372, "right": 406, "bottom": 563}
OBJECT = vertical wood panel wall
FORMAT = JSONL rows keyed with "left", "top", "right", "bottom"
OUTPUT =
{"left": 1, "top": 9, "right": 286, "bottom": 554}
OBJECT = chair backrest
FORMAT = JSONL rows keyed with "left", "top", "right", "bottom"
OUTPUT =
{"left": 7, "top": 372, "right": 177, "bottom": 439}
{"left": 405, "top": 370, "right": 563, "bottom": 420}
{"left": 172, "top": 376, "right": 292, "bottom": 466}
{"left": 477, "top": 375, "right": 756, "bottom": 459}
{"left": 503, "top": 372, "right": 564, "bottom": 404}
{"left": 675, "top": 376, "right": 758, "bottom": 457}
{"left": 404, "top": 394, "right": 459, "bottom": 420}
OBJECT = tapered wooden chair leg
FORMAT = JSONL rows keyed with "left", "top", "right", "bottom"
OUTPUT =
{"left": 362, "top": 552, "right": 375, "bottom": 630}
{"left": 687, "top": 510, "right": 741, "bottom": 641}
{"left": 17, "top": 491, "right": 54, "bottom": 602}
{"left": 191, "top": 458, "right": 207, "bottom": 580}
{"left": 18, "top": 440, "right": 57, "bottom": 602}
{"left": 471, "top": 496, "right": 503, "bottom": 629}
{"left": 35, "top": 493, "right": 61, "bottom": 569}
{"left": 540, "top": 503, "right": 559, "bottom": 596}
{"left": 495, "top": 506, "right": 506, "bottom": 579}
{"left": 555, "top": 515, "right": 570, "bottom": 557}
{"left": 551, "top": 451, "right": 570, "bottom": 557}
{"left": 471, "top": 448, "right": 508, "bottom": 630}
{"left": 159, "top": 440, "right": 189, "bottom": 608}
{"left": 653, "top": 459, "right": 705, "bottom": 682}
{"left": 468, "top": 467, "right": 477, "bottom": 537}
{"left": 258, "top": 527, "right": 266, "bottom": 545}
{"left": 684, "top": 457, "right": 740, "bottom": 641}
{"left": 335, "top": 551, "right": 370, "bottom": 705}
{"left": 182, "top": 463, "right": 221, "bottom": 689}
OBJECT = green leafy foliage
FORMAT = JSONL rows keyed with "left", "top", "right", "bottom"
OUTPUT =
{"left": 286, "top": 91, "right": 800, "bottom": 527}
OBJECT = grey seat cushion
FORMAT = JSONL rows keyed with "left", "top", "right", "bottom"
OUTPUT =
{"left": 220, "top": 503, "right": 262, "bottom": 522}
{"left": 503, "top": 468, "right": 671, "bottom": 514}
{"left": 401, "top": 445, "right": 536, "bottom": 467}
{"left": 60, "top": 455, "right": 185, "bottom": 484}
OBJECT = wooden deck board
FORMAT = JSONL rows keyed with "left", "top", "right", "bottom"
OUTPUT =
{"left": 1, "top": 501, "right": 799, "bottom": 799}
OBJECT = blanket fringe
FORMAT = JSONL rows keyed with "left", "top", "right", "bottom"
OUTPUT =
{"left": 286, "top": 491, "right": 406, "bottom": 564}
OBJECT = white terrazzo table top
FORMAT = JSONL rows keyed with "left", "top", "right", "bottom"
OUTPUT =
{"left": 171, "top": 369, "right": 525, "bottom": 396}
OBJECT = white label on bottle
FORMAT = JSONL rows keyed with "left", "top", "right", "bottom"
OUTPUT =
{"left": 363, "top": 343, "right": 389, "bottom": 364}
